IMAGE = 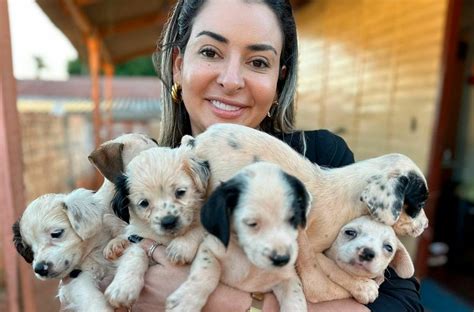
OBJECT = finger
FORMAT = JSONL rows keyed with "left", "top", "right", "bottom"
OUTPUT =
{"left": 139, "top": 238, "right": 168, "bottom": 264}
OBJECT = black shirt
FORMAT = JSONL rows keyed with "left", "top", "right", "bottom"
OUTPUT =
{"left": 277, "top": 130, "right": 423, "bottom": 312}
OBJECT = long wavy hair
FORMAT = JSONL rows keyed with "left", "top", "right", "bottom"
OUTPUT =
{"left": 153, "top": 0, "right": 299, "bottom": 147}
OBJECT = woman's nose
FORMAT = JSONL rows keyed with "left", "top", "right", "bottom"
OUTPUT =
{"left": 216, "top": 58, "right": 244, "bottom": 93}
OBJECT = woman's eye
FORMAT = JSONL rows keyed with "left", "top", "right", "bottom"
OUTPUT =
{"left": 51, "top": 229, "right": 64, "bottom": 239}
{"left": 344, "top": 229, "right": 357, "bottom": 238}
{"left": 383, "top": 244, "right": 393, "bottom": 253}
{"left": 200, "top": 48, "right": 217, "bottom": 58}
{"left": 250, "top": 59, "right": 269, "bottom": 69}
{"left": 138, "top": 199, "right": 149, "bottom": 208}
{"left": 175, "top": 188, "right": 187, "bottom": 199}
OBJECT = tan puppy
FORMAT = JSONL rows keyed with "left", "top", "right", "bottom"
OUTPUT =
{"left": 167, "top": 162, "right": 309, "bottom": 312}
{"left": 104, "top": 146, "right": 210, "bottom": 308}
{"left": 13, "top": 189, "right": 117, "bottom": 312}
{"left": 181, "top": 123, "right": 429, "bottom": 302}
{"left": 318, "top": 216, "right": 414, "bottom": 303}
{"left": 12, "top": 133, "right": 159, "bottom": 311}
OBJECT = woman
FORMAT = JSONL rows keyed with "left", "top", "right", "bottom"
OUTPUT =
{"left": 131, "top": 0, "right": 423, "bottom": 310}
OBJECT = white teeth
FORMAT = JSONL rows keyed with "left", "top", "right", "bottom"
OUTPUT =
{"left": 210, "top": 100, "right": 240, "bottom": 111}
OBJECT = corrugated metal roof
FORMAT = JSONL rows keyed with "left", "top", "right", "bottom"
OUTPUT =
{"left": 18, "top": 97, "right": 161, "bottom": 121}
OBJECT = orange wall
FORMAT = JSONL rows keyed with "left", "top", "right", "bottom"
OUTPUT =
{"left": 295, "top": 0, "right": 448, "bottom": 171}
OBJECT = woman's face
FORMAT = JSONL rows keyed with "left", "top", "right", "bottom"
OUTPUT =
{"left": 173, "top": 0, "right": 283, "bottom": 135}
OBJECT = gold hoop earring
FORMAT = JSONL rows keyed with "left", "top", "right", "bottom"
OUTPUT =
{"left": 171, "top": 82, "right": 182, "bottom": 104}
{"left": 267, "top": 100, "right": 279, "bottom": 118}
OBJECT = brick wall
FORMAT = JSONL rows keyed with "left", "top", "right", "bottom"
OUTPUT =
{"left": 295, "top": 0, "right": 448, "bottom": 172}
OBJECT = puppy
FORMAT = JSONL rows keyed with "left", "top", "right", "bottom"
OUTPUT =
{"left": 104, "top": 146, "right": 210, "bottom": 308}
{"left": 13, "top": 189, "right": 117, "bottom": 312}
{"left": 181, "top": 123, "right": 429, "bottom": 302}
{"left": 317, "top": 216, "right": 414, "bottom": 303}
{"left": 89, "top": 133, "right": 158, "bottom": 260}
{"left": 12, "top": 133, "right": 158, "bottom": 311}
{"left": 167, "top": 162, "right": 309, "bottom": 312}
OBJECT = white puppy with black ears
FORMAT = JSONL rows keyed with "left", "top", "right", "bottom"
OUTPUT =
{"left": 104, "top": 146, "right": 210, "bottom": 308}
{"left": 167, "top": 162, "right": 309, "bottom": 312}
{"left": 316, "top": 215, "right": 414, "bottom": 303}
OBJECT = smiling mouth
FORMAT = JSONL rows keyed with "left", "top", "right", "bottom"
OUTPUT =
{"left": 210, "top": 100, "right": 242, "bottom": 112}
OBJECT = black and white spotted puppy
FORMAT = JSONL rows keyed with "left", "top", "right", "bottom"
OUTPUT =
{"left": 167, "top": 162, "right": 309, "bottom": 312}
{"left": 104, "top": 146, "right": 210, "bottom": 308}
{"left": 180, "top": 123, "right": 429, "bottom": 303}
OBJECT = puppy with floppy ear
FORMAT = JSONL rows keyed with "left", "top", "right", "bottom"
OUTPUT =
{"left": 183, "top": 123, "right": 429, "bottom": 302}
{"left": 167, "top": 162, "right": 309, "bottom": 312}
{"left": 12, "top": 189, "right": 117, "bottom": 312}
{"left": 104, "top": 146, "right": 210, "bottom": 308}
{"left": 310, "top": 216, "right": 414, "bottom": 304}
{"left": 88, "top": 133, "right": 159, "bottom": 260}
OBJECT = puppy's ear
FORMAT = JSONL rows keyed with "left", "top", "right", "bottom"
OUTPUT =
{"left": 88, "top": 142, "right": 124, "bottom": 183}
{"left": 112, "top": 174, "right": 130, "bottom": 223}
{"left": 283, "top": 172, "right": 311, "bottom": 229}
{"left": 64, "top": 188, "right": 102, "bottom": 241}
{"left": 200, "top": 178, "right": 242, "bottom": 247}
{"left": 183, "top": 158, "right": 210, "bottom": 194}
{"left": 389, "top": 238, "right": 414, "bottom": 278}
{"left": 180, "top": 135, "right": 196, "bottom": 149}
{"left": 12, "top": 219, "right": 34, "bottom": 264}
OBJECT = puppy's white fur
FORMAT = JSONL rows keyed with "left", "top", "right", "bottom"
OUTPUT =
{"left": 180, "top": 124, "right": 429, "bottom": 302}
{"left": 167, "top": 162, "right": 308, "bottom": 312}
{"left": 105, "top": 146, "right": 210, "bottom": 308}
{"left": 319, "top": 216, "right": 414, "bottom": 303}
{"left": 14, "top": 189, "right": 116, "bottom": 312}
{"left": 13, "top": 133, "right": 158, "bottom": 311}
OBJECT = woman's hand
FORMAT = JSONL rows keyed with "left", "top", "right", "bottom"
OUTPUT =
{"left": 131, "top": 239, "right": 369, "bottom": 312}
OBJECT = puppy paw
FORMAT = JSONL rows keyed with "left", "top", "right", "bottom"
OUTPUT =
{"left": 103, "top": 237, "right": 130, "bottom": 261}
{"left": 166, "top": 237, "right": 198, "bottom": 265}
{"left": 350, "top": 278, "right": 379, "bottom": 304}
{"left": 166, "top": 286, "right": 206, "bottom": 312}
{"left": 105, "top": 275, "right": 143, "bottom": 308}
{"left": 393, "top": 209, "right": 428, "bottom": 237}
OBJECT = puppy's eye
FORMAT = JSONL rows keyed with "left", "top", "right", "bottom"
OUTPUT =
{"left": 51, "top": 229, "right": 64, "bottom": 239}
{"left": 138, "top": 199, "right": 149, "bottom": 208}
{"left": 244, "top": 220, "right": 258, "bottom": 228}
{"left": 175, "top": 188, "right": 187, "bottom": 199}
{"left": 344, "top": 229, "right": 357, "bottom": 238}
{"left": 383, "top": 244, "right": 393, "bottom": 253}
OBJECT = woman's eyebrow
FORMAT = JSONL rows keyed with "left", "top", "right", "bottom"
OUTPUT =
{"left": 246, "top": 44, "right": 277, "bottom": 55}
{"left": 197, "top": 30, "right": 228, "bottom": 43}
{"left": 196, "top": 30, "right": 277, "bottom": 55}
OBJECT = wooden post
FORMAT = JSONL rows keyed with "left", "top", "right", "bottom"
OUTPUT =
{"left": 0, "top": 1, "right": 36, "bottom": 311}
{"left": 103, "top": 63, "right": 114, "bottom": 140}
{"left": 87, "top": 34, "right": 102, "bottom": 148}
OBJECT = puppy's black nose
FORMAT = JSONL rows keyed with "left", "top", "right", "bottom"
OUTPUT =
{"left": 270, "top": 253, "right": 290, "bottom": 267}
{"left": 34, "top": 261, "right": 50, "bottom": 277}
{"left": 359, "top": 248, "right": 375, "bottom": 262}
{"left": 161, "top": 215, "right": 178, "bottom": 230}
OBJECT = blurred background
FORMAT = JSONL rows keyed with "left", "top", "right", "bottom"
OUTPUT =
{"left": 0, "top": 0, "right": 473, "bottom": 311}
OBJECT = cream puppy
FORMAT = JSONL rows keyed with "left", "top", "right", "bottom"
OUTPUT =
{"left": 13, "top": 189, "right": 117, "bottom": 312}
{"left": 104, "top": 146, "right": 210, "bottom": 308}
{"left": 318, "top": 216, "right": 414, "bottom": 303}
{"left": 181, "top": 123, "right": 429, "bottom": 302}
{"left": 167, "top": 162, "right": 309, "bottom": 312}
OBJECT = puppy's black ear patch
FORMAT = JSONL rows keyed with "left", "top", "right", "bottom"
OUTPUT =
{"left": 12, "top": 219, "right": 34, "bottom": 264}
{"left": 403, "top": 171, "right": 429, "bottom": 218}
{"left": 201, "top": 178, "right": 243, "bottom": 247}
{"left": 112, "top": 175, "right": 130, "bottom": 223}
{"left": 282, "top": 172, "right": 309, "bottom": 229}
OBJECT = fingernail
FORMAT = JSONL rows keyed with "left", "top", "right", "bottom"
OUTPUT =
{"left": 128, "top": 235, "right": 143, "bottom": 243}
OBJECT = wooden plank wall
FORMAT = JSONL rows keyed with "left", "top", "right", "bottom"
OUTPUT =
{"left": 295, "top": 0, "right": 448, "bottom": 172}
